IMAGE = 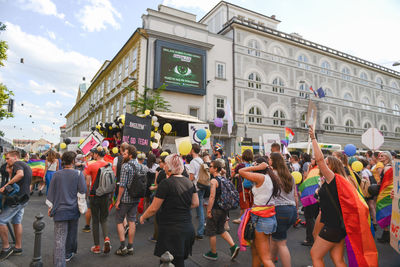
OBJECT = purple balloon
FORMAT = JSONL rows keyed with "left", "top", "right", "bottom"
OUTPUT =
{"left": 102, "top": 140, "right": 109, "bottom": 147}
{"left": 214, "top": 118, "right": 223, "bottom": 128}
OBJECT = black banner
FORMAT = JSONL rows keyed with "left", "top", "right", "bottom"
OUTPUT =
{"left": 122, "top": 113, "right": 151, "bottom": 153}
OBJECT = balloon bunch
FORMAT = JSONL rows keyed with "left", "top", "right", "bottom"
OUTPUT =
{"left": 93, "top": 114, "right": 126, "bottom": 138}
{"left": 194, "top": 128, "right": 211, "bottom": 146}
{"left": 214, "top": 109, "right": 225, "bottom": 128}
{"left": 60, "top": 138, "right": 71, "bottom": 150}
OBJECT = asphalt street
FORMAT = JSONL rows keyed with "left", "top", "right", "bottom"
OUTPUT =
{"left": 1, "top": 193, "right": 400, "bottom": 267}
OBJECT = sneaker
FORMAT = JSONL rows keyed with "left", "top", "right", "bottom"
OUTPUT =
{"left": 230, "top": 244, "right": 240, "bottom": 260}
{"left": 90, "top": 245, "right": 101, "bottom": 254}
{"left": 127, "top": 247, "right": 134, "bottom": 255}
{"left": 103, "top": 237, "right": 111, "bottom": 254}
{"left": 65, "top": 253, "right": 74, "bottom": 262}
{"left": 0, "top": 247, "right": 13, "bottom": 261}
{"left": 232, "top": 218, "right": 241, "bottom": 224}
{"left": 195, "top": 235, "right": 204, "bottom": 240}
{"left": 301, "top": 240, "right": 313, "bottom": 247}
{"left": 148, "top": 237, "right": 157, "bottom": 243}
{"left": 115, "top": 246, "right": 127, "bottom": 256}
{"left": 82, "top": 225, "right": 91, "bottom": 233}
{"left": 12, "top": 247, "right": 22, "bottom": 256}
{"left": 203, "top": 251, "right": 218, "bottom": 261}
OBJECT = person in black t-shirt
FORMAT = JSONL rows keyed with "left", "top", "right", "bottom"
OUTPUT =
{"left": 0, "top": 150, "right": 32, "bottom": 261}
{"left": 140, "top": 154, "right": 198, "bottom": 267}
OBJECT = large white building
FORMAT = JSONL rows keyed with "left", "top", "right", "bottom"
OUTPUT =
{"left": 65, "top": 1, "right": 400, "bottom": 154}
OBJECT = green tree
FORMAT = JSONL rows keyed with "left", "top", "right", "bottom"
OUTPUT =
{"left": 0, "top": 22, "right": 13, "bottom": 125}
{"left": 129, "top": 84, "right": 171, "bottom": 115}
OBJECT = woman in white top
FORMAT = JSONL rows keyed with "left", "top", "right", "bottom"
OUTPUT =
{"left": 239, "top": 157, "right": 282, "bottom": 267}
{"left": 44, "top": 149, "right": 59, "bottom": 195}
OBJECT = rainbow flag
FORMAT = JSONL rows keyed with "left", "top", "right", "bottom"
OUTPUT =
{"left": 298, "top": 167, "right": 319, "bottom": 207}
{"left": 285, "top": 127, "right": 294, "bottom": 142}
{"left": 376, "top": 167, "right": 393, "bottom": 229}
{"left": 336, "top": 174, "right": 378, "bottom": 267}
{"left": 27, "top": 159, "right": 45, "bottom": 178}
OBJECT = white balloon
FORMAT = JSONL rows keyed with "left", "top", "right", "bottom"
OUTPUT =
{"left": 154, "top": 133, "right": 161, "bottom": 140}
{"left": 152, "top": 116, "right": 158, "bottom": 122}
{"left": 151, "top": 142, "right": 159, "bottom": 149}
{"left": 154, "top": 122, "right": 160, "bottom": 128}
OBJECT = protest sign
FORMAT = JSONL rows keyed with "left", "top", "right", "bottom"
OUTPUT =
{"left": 188, "top": 123, "right": 211, "bottom": 149}
{"left": 241, "top": 138, "right": 253, "bottom": 154}
{"left": 390, "top": 159, "right": 400, "bottom": 254}
{"left": 122, "top": 113, "right": 152, "bottom": 153}
{"left": 362, "top": 128, "right": 384, "bottom": 151}
{"left": 79, "top": 132, "right": 103, "bottom": 155}
{"left": 306, "top": 99, "right": 317, "bottom": 127}
{"left": 262, "top": 134, "right": 280, "bottom": 154}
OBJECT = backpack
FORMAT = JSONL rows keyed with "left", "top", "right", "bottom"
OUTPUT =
{"left": 216, "top": 176, "right": 239, "bottom": 211}
{"left": 360, "top": 176, "right": 371, "bottom": 198}
{"left": 127, "top": 162, "right": 147, "bottom": 198}
{"left": 197, "top": 161, "right": 211, "bottom": 187}
{"left": 91, "top": 163, "right": 115, "bottom": 197}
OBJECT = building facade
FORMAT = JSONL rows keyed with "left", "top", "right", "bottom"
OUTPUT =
{"left": 201, "top": 1, "right": 400, "bottom": 152}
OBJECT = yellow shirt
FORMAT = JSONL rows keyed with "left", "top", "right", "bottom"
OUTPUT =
{"left": 371, "top": 162, "right": 384, "bottom": 184}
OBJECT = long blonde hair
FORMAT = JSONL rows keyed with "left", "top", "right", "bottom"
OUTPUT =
{"left": 47, "top": 150, "right": 57, "bottom": 163}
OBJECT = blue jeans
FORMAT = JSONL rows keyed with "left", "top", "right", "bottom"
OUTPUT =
{"left": 196, "top": 188, "right": 205, "bottom": 236}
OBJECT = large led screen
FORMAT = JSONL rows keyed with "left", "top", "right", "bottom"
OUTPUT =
{"left": 154, "top": 40, "right": 206, "bottom": 95}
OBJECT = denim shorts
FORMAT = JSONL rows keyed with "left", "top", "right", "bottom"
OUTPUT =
{"left": 251, "top": 214, "right": 277, "bottom": 235}
{"left": 272, "top": 205, "right": 297, "bottom": 240}
{"left": 0, "top": 203, "right": 27, "bottom": 225}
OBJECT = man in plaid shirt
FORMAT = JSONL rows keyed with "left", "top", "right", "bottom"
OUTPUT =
{"left": 114, "top": 145, "right": 143, "bottom": 256}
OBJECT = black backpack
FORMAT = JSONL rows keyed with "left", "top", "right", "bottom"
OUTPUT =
{"left": 127, "top": 162, "right": 147, "bottom": 198}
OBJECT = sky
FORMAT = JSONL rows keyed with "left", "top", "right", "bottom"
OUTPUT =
{"left": 0, "top": 0, "right": 399, "bottom": 144}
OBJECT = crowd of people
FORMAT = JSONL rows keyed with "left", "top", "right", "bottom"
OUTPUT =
{"left": 0, "top": 126, "right": 396, "bottom": 266}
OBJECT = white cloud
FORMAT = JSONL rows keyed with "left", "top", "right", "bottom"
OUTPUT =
{"left": 162, "top": 0, "right": 220, "bottom": 12}
{"left": 76, "top": 0, "right": 122, "bottom": 32}
{"left": 17, "top": 0, "right": 65, "bottom": 19}
{"left": 46, "top": 30, "right": 56, "bottom": 40}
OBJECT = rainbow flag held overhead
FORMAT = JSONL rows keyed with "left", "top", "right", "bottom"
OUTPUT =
{"left": 285, "top": 127, "right": 294, "bottom": 142}
{"left": 298, "top": 167, "right": 320, "bottom": 207}
{"left": 376, "top": 167, "right": 393, "bottom": 229}
{"left": 27, "top": 159, "right": 45, "bottom": 178}
{"left": 335, "top": 174, "right": 378, "bottom": 267}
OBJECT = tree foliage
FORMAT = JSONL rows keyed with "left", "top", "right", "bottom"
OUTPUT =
{"left": 0, "top": 22, "right": 7, "bottom": 67}
{"left": 129, "top": 84, "right": 171, "bottom": 115}
{"left": 0, "top": 22, "right": 13, "bottom": 120}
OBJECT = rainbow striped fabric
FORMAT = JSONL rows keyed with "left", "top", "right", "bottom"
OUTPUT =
{"left": 298, "top": 167, "right": 320, "bottom": 207}
{"left": 27, "top": 159, "right": 45, "bottom": 178}
{"left": 376, "top": 167, "right": 393, "bottom": 229}
{"left": 335, "top": 174, "right": 378, "bottom": 267}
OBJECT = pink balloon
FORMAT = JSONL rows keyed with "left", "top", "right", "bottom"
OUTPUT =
{"left": 214, "top": 118, "right": 223, "bottom": 128}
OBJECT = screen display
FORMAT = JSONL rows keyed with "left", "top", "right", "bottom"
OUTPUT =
{"left": 154, "top": 40, "right": 206, "bottom": 95}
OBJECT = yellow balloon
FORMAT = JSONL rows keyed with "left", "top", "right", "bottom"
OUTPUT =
{"left": 155, "top": 127, "right": 158, "bottom": 132}
{"left": 151, "top": 131, "right": 155, "bottom": 138}
{"left": 144, "top": 110, "right": 150, "bottom": 116}
{"left": 60, "top": 143, "right": 67, "bottom": 149}
{"left": 206, "top": 129, "right": 211, "bottom": 139}
{"left": 163, "top": 123, "right": 172, "bottom": 134}
{"left": 112, "top": 147, "right": 119, "bottom": 154}
{"left": 351, "top": 161, "right": 363, "bottom": 172}
{"left": 160, "top": 151, "right": 169, "bottom": 157}
{"left": 178, "top": 141, "right": 192, "bottom": 156}
{"left": 79, "top": 138, "right": 84, "bottom": 144}
{"left": 291, "top": 171, "right": 302, "bottom": 184}
{"left": 120, "top": 114, "right": 125, "bottom": 125}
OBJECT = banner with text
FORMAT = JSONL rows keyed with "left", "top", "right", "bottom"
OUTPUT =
{"left": 390, "top": 159, "right": 400, "bottom": 254}
{"left": 122, "top": 113, "right": 152, "bottom": 153}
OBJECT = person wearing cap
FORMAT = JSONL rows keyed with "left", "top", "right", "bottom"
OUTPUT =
{"left": 83, "top": 147, "right": 111, "bottom": 254}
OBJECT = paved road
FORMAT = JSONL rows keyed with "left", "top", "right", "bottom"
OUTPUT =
{"left": 1, "top": 194, "right": 400, "bottom": 267}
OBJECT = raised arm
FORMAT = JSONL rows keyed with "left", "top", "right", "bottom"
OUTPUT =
{"left": 309, "top": 126, "right": 335, "bottom": 183}
{"left": 238, "top": 162, "right": 268, "bottom": 187}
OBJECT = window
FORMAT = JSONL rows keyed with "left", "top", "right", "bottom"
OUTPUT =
{"left": 363, "top": 122, "right": 371, "bottom": 129}
{"left": 122, "top": 95, "right": 127, "bottom": 114}
{"left": 321, "top": 61, "right": 331, "bottom": 75}
{"left": 362, "top": 97, "right": 370, "bottom": 110}
{"left": 271, "top": 46, "right": 284, "bottom": 62}
{"left": 216, "top": 62, "right": 225, "bottom": 79}
{"left": 112, "top": 71, "right": 116, "bottom": 88}
{"left": 378, "top": 101, "right": 385, "bottom": 113}
{"left": 324, "top": 116, "right": 334, "bottom": 131}
{"left": 324, "top": 88, "right": 333, "bottom": 102}
{"left": 273, "top": 109, "right": 285, "bottom": 126}
{"left": 189, "top": 107, "right": 199, "bottom": 118}
{"left": 342, "top": 67, "right": 351, "bottom": 80}
{"left": 299, "top": 82, "right": 309, "bottom": 98}
{"left": 392, "top": 82, "right": 399, "bottom": 90}
{"left": 105, "top": 107, "right": 109, "bottom": 121}
{"left": 376, "top": 77, "right": 383, "bottom": 89}
{"left": 394, "top": 104, "right": 400, "bottom": 116}
{"left": 300, "top": 113, "right": 307, "bottom": 128}
{"left": 247, "top": 39, "right": 260, "bottom": 56}
{"left": 107, "top": 77, "right": 111, "bottom": 93}
{"left": 96, "top": 113, "right": 99, "bottom": 123}
{"left": 124, "top": 56, "right": 129, "bottom": 77}
{"left": 110, "top": 103, "right": 114, "bottom": 121}
{"left": 216, "top": 98, "right": 225, "bottom": 109}
{"left": 344, "top": 93, "right": 353, "bottom": 106}
{"left": 248, "top": 72, "right": 261, "bottom": 89}
{"left": 272, "top": 77, "right": 284, "bottom": 93}
{"left": 345, "top": 119, "right": 354, "bottom": 133}
{"left": 116, "top": 100, "right": 120, "bottom": 116}
{"left": 101, "top": 82, "right": 104, "bottom": 98}
{"left": 248, "top": 106, "right": 262, "bottom": 124}
{"left": 118, "top": 64, "right": 122, "bottom": 84}
{"left": 360, "top": 72, "right": 368, "bottom": 84}
{"left": 297, "top": 54, "right": 309, "bottom": 69}
{"left": 395, "top": 127, "right": 400, "bottom": 138}
{"left": 380, "top": 125, "right": 388, "bottom": 136}
{"left": 132, "top": 48, "right": 137, "bottom": 71}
